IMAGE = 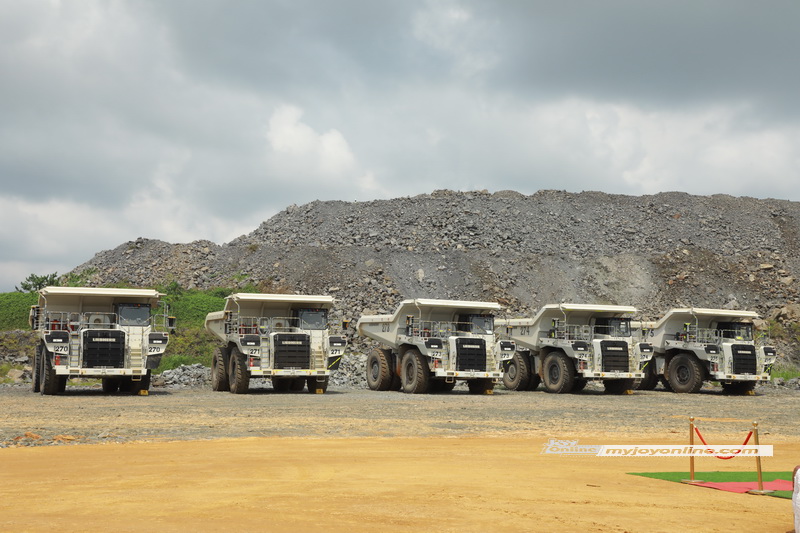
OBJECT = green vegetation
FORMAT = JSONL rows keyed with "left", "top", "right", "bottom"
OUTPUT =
{"left": 154, "top": 327, "right": 216, "bottom": 373}
{"left": 770, "top": 361, "right": 800, "bottom": 381}
{"left": 0, "top": 292, "right": 38, "bottom": 330}
{"left": 15, "top": 272, "right": 59, "bottom": 292}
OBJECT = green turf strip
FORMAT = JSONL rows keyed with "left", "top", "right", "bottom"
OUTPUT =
{"left": 629, "top": 471, "right": 793, "bottom": 499}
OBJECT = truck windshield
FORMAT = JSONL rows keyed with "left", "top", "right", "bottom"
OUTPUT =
{"left": 469, "top": 315, "right": 494, "bottom": 335}
{"left": 297, "top": 309, "right": 327, "bottom": 330}
{"left": 594, "top": 318, "right": 631, "bottom": 337}
{"left": 118, "top": 303, "right": 151, "bottom": 326}
{"left": 717, "top": 322, "right": 753, "bottom": 341}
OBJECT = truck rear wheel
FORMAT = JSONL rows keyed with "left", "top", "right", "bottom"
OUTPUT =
{"left": 542, "top": 351, "right": 575, "bottom": 393}
{"left": 721, "top": 381, "right": 756, "bottom": 395}
{"left": 307, "top": 377, "right": 329, "bottom": 393}
{"left": 637, "top": 358, "right": 659, "bottom": 390}
{"left": 31, "top": 343, "right": 42, "bottom": 393}
{"left": 228, "top": 347, "right": 250, "bottom": 394}
{"left": 102, "top": 378, "right": 119, "bottom": 394}
{"left": 40, "top": 349, "right": 59, "bottom": 395}
{"left": 571, "top": 378, "right": 587, "bottom": 393}
{"left": 211, "top": 346, "right": 230, "bottom": 392}
{"left": 527, "top": 373, "right": 541, "bottom": 391}
{"left": 604, "top": 379, "right": 634, "bottom": 395}
{"left": 467, "top": 378, "right": 494, "bottom": 395}
{"left": 272, "top": 377, "right": 291, "bottom": 392}
{"left": 401, "top": 349, "right": 430, "bottom": 394}
{"left": 289, "top": 378, "right": 306, "bottom": 392}
{"left": 366, "top": 348, "right": 393, "bottom": 391}
{"left": 667, "top": 353, "right": 704, "bottom": 393}
{"left": 502, "top": 352, "right": 531, "bottom": 391}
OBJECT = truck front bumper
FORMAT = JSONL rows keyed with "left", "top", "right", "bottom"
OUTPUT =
{"left": 578, "top": 371, "right": 644, "bottom": 380}
{"left": 433, "top": 369, "right": 503, "bottom": 379}
{"left": 249, "top": 368, "right": 330, "bottom": 377}
{"left": 54, "top": 367, "right": 146, "bottom": 377}
{"left": 710, "top": 372, "right": 770, "bottom": 382}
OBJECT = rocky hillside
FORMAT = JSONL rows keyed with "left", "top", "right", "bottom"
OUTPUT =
{"left": 69, "top": 189, "right": 800, "bottom": 361}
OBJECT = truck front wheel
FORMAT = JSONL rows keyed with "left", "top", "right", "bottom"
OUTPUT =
{"left": 542, "top": 352, "right": 575, "bottom": 394}
{"left": 307, "top": 377, "right": 329, "bottom": 393}
{"left": 502, "top": 352, "right": 531, "bottom": 391}
{"left": 228, "top": 347, "right": 250, "bottom": 394}
{"left": 40, "top": 349, "right": 59, "bottom": 396}
{"left": 637, "top": 358, "right": 659, "bottom": 390}
{"left": 401, "top": 349, "right": 430, "bottom": 394}
{"left": 211, "top": 346, "right": 230, "bottom": 392}
{"left": 667, "top": 353, "right": 704, "bottom": 393}
{"left": 366, "top": 348, "right": 393, "bottom": 391}
{"left": 31, "top": 343, "right": 42, "bottom": 393}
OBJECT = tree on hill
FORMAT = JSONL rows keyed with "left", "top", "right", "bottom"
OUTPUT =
{"left": 16, "top": 272, "right": 59, "bottom": 293}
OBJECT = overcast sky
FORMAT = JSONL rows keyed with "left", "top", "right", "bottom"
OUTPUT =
{"left": 1, "top": 1, "right": 798, "bottom": 291}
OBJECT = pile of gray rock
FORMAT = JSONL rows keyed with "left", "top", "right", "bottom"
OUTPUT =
{"left": 154, "top": 364, "right": 210, "bottom": 389}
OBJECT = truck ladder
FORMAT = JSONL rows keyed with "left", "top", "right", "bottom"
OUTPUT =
{"left": 69, "top": 333, "right": 81, "bottom": 368}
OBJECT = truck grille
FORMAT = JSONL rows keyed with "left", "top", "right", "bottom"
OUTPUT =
{"left": 455, "top": 338, "right": 487, "bottom": 371}
{"left": 600, "top": 340, "right": 629, "bottom": 372}
{"left": 273, "top": 334, "right": 311, "bottom": 369}
{"left": 82, "top": 330, "right": 125, "bottom": 368}
{"left": 731, "top": 344, "right": 757, "bottom": 374}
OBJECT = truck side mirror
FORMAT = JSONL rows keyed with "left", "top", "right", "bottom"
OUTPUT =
{"left": 342, "top": 319, "right": 351, "bottom": 329}
{"left": 167, "top": 316, "right": 177, "bottom": 333}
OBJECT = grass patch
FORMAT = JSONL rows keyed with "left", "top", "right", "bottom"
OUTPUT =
{"left": 154, "top": 326, "right": 215, "bottom": 373}
{"left": 770, "top": 361, "right": 800, "bottom": 381}
{"left": 0, "top": 292, "right": 38, "bottom": 330}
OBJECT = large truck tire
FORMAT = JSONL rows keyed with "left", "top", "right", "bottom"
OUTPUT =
{"left": 228, "top": 346, "right": 250, "bottom": 394}
{"left": 401, "top": 349, "right": 430, "bottom": 394}
{"left": 31, "top": 343, "right": 42, "bottom": 393}
{"left": 130, "top": 371, "right": 151, "bottom": 394}
{"left": 659, "top": 376, "right": 673, "bottom": 392}
{"left": 102, "top": 378, "right": 119, "bottom": 394}
{"left": 366, "top": 348, "right": 393, "bottom": 391}
{"left": 467, "top": 378, "right": 494, "bottom": 395}
{"left": 502, "top": 352, "right": 531, "bottom": 391}
{"left": 667, "top": 353, "right": 704, "bottom": 393}
{"left": 40, "top": 349, "right": 59, "bottom": 395}
{"left": 272, "top": 377, "right": 291, "bottom": 392}
{"left": 571, "top": 378, "right": 588, "bottom": 393}
{"left": 289, "top": 378, "right": 306, "bottom": 392}
{"left": 542, "top": 351, "right": 575, "bottom": 393}
{"left": 721, "top": 381, "right": 756, "bottom": 395}
{"left": 307, "top": 376, "right": 329, "bottom": 393}
{"left": 211, "top": 346, "right": 230, "bottom": 392}
{"left": 604, "top": 378, "right": 635, "bottom": 395}
{"left": 637, "top": 358, "right": 659, "bottom": 390}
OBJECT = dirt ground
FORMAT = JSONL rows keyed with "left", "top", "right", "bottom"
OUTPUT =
{"left": 1, "top": 386, "right": 798, "bottom": 532}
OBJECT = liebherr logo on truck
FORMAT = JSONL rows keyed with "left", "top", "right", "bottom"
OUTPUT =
{"left": 92, "top": 338, "right": 116, "bottom": 342}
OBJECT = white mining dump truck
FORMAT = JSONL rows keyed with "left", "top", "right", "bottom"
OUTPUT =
{"left": 496, "top": 303, "right": 648, "bottom": 394}
{"left": 636, "top": 307, "right": 777, "bottom": 394}
{"left": 204, "top": 293, "right": 346, "bottom": 394}
{"left": 29, "top": 286, "right": 174, "bottom": 395}
{"left": 356, "top": 299, "right": 516, "bottom": 394}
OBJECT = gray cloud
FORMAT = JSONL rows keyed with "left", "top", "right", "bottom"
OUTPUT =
{"left": 1, "top": 0, "right": 798, "bottom": 290}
